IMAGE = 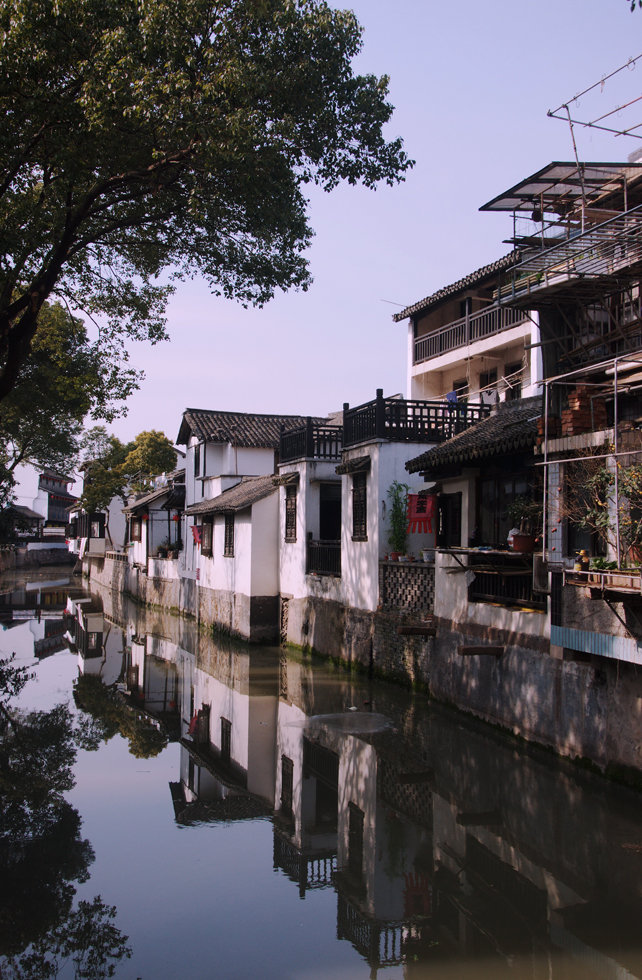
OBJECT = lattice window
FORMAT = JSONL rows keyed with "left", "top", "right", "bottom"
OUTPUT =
{"left": 130, "top": 517, "right": 142, "bottom": 542}
{"left": 224, "top": 514, "right": 234, "bottom": 556}
{"left": 352, "top": 472, "right": 367, "bottom": 541}
{"left": 285, "top": 485, "right": 297, "bottom": 542}
{"left": 201, "top": 519, "right": 213, "bottom": 557}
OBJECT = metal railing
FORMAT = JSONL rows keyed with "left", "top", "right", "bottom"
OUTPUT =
{"left": 280, "top": 420, "right": 342, "bottom": 462}
{"left": 343, "top": 390, "right": 489, "bottom": 448}
{"left": 414, "top": 305, "right": 528, "bottom": 364}
{"left": 501, "top": 204, "right": 642, "bottom": 303}
{"left": 306, "top": 539, "right": 341, "bottom": 576}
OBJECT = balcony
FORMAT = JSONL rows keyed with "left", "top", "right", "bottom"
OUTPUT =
{"left": 280, "top": 419, "right": 342, "bottom": 463}
{"left": 414, "top": 305, "right": 529, "bottom": 365}
{"left": 306, "top": 538, "right": 341, "bottom": 577}
{"left": 499, "top": 204, "right": 642, "bottom": 307}
{"left": 343, "top": 390, "right": 490, "bottom": 449}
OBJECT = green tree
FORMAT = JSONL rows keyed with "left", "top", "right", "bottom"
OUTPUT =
{"left": 0, "top": 0, "right": 411, "bottom": 400}
{"left": 79, "top": 426, "right": 176, "bottom": 514}
{"left": 0, "top": 302, "right": 140, "bottom": 502}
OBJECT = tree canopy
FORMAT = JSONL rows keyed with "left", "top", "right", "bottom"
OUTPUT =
{"left": 0, "top": 302, "right": 140, "bottom": 503}
{"left": 79, "top": 426, "right": 177, "bottom": 513}
{"left": 0, "top": 0, "right": 411, "bottom": 400}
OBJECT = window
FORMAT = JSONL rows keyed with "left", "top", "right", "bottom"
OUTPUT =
{"left": 348, "top": 802, "right": 365, "bottom": 883}
{"left": 130, "top": 517, "right": 142, "bottom": 542}
{"left": 224, "top": 514, "right": 234, "bottom": 556}
{"left": 285, "top": 485, "right": 297, "bottom": 542}
{"left": 319, "top": 483, "right": 341, "bottom": 540}
{"left": 201, "top": 519, "right": 213, "bottom": 557}
{"left": 504, "top": 361, "right": 522, "bottom": 401}
{"left": 193, "top": 442, "right": 201, "bottom": 478}
{"left": 480, "top": 368, "right": 498, "bottom": 406}
{"left": 437, "top": 492, "right": 462, "bottom": 548}
{"left": 352, "top": 472, "right": 367, "bottom": 540}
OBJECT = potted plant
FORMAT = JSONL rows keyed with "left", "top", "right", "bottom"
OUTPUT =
{"left": 505, "top": 495, "right": 542, "bottom": 552}
{"left": 387, "top": 480, "right": 409, "bottom": 559}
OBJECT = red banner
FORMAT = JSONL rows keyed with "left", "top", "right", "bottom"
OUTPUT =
{"left": 406, "top": 494, "right": 437, "bottom": 533}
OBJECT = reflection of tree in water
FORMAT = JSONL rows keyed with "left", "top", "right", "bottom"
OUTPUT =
{"left": 74, "top": 673, "right": 168, "bottom": 758}
{"left": 0, "top": 656, "right": 132, "bottom": 977}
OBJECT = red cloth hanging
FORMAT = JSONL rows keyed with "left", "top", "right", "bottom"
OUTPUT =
{"left": 406, "top": 494, "right": 437, "bottom": 533}
{"left": 191, "top": 524, "right": 201, "bottom": 544}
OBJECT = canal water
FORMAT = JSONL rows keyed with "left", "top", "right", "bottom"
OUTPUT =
{"left": 1, "top": 568, "right": 642, "bottom": 980}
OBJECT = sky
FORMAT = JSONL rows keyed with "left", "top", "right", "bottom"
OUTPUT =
{"left": 14, "top": 0, "right": 642, "bottom": 505}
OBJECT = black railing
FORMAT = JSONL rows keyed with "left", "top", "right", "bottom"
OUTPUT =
{"left": 280, "top": 419, "right": 342, "bottom": 462}
{"left": 343, "top": 390, "right": 489, "bottom": 448}
{"left": 306, "top": 539, "right": 341, "bottom": 577}
{"left": 467, "top": 552, "right": 545, "bottom": 611}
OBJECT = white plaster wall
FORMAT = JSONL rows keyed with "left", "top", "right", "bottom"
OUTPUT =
{"left": 433, "top": 549, "right": 549, "bottom": 640}
{"left": 278, "top": 460, "right": 342, "bottom": 600}
{"left": 341, "top": 442, "right": 438, "bottom": 612}
{"left": 250, "top": 494, "right": 279, "bottom": 596}
{"left": 106, "top": 499, "right": 127, "bottom": 550}
{"left": 199, "top": 510, "right": 252, "bottom": 596}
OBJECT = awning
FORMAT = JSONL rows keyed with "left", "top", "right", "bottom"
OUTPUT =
{"left": 335, "top": 456, "right": 371, "bottom": 476}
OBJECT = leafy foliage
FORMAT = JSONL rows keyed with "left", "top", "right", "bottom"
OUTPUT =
{"left": 387, "top": 480, "right": 409, "bottom": 554}
{"left": 0, "top": 0, "right": 411, "bottom": 399}
{"left": 0, "top": 302, "right": 140, "bottom": 504}
{"left": 79, "top": 426, "right": 176, "bottom": 512}
{"left": 563, "top": 457, "right": 642, "bottom": 565}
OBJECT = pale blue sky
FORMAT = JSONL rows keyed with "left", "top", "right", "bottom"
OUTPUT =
{"left": 15, "top": 0, "right": 642, "bottom": 503}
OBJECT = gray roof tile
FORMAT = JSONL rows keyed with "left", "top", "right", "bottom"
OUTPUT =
{"left": 406, "top": 396, "right": 542, "bottom": 474}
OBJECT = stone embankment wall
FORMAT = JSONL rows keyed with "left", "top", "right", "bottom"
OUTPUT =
{"left": 88, "top": 555, "right": 642, "bottom": 782}
{"left": 85, "top": 555, "right": 277, "bottom": 643}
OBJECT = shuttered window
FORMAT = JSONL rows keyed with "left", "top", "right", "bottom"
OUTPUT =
{"left": 352, "top": 472, "right": 367, "bottom": 541}
{"left": 285, "top": 485, "right": 297, "bottom": 542}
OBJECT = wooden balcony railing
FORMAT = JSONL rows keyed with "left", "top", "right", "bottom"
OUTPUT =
{"left": 306, "top": 538, "right": 341, "bottom": 577}
{"left": 414, "top": 305, "right": 528, "bottom": 364}
{"left": 343, "top": 390, "right": 489, "bottom": 448}
{"left": 280, "top": 419, "right": 342, "bottom": 462}
{"left": 466, "top": 551, "right": 545, "bottom": 611}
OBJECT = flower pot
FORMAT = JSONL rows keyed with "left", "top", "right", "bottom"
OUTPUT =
{"left": 389, "top": 552, "right": 401, "bottom": 562}
{"left": 511, "top": 533, "right": 535, "bottom": 553}
{"left": 421, "top": 549, "right": 434, "bottom": 562}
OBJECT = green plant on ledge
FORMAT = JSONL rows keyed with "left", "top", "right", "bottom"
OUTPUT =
{"left": 387, "top": 480, "right": 409, "bottom": 555}
{"left": 505, "top": 494, "right": 542, "bottom": 536}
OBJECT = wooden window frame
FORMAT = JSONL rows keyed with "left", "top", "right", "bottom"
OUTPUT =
{"left": 352, "top": 471, "right": 368, "bottom": 541}
{"left": 224, "top": 514, "right": 235, "bottom": 557}
{"left": 201, "top": 519, "right": 213, "bottom": 557}
{"left": 130, "top": 517, "right": 142, "bottom": 542}
{"left": 285, "top": 485, "right": 297, "bottom": 542}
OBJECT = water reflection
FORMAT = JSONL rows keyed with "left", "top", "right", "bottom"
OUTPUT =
{"left": 0, "top": 571, "right": 132, "bottom": 978}
{"left": 3, "top": 572, "right": 642, "bottom": 979}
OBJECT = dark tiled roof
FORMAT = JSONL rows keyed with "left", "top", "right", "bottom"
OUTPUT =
{"left": 177, "top": 409, "right": 327, "bottom": 448}
{"left": 124, "top": 482, "right": 185, "bottom": 514}
{"left": 185, "top": 476, "right": 277, "bottom": 516}
{"left": 392, "top": 251, "right": 520, "bottom": 322}
{"left": 406, "top": 396, "right": 542, "bottom": 474}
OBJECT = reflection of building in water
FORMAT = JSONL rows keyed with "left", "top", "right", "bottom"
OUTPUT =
{"left": 169, "top": 637, "right": 279, "bottom": 822}
{"left": 275, "top": 656, "right": 435, "bottom": 971}
{"left": 65, "top": 594, "right": 125, "bottom": 686}
{"left": 122, "top": 630, "right": 181, "bottom": 738}
{"left": 422, "top": 710, "right": 642, "bottom": 979}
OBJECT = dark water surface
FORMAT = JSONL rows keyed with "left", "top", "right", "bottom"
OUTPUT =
{"left": 1, "top": 568, "right": 641, "bottom": 979}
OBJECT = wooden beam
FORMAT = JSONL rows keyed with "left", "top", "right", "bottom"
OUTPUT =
{"left": 397, "top": 625, "right": 436, "bottom": 637}
{"left": 458, "top": 645, "right": 504, "bottom": 657}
